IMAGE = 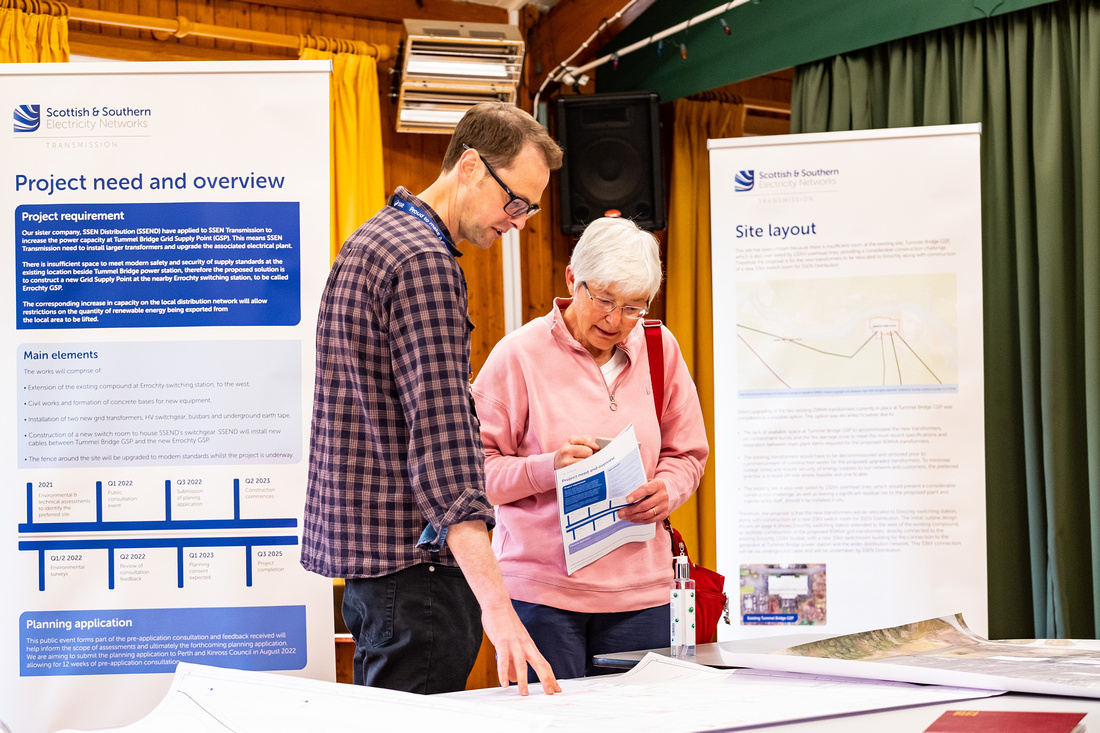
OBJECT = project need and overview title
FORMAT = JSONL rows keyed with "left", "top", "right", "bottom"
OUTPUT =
{"left": 14, "top": 171, "right": 287, "bottom": 197}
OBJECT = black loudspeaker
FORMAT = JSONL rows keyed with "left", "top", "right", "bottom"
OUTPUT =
{"left": 556, "top": 92, "right": 665, "bottom": 235}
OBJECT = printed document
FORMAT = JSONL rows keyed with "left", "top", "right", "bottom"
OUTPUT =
{"left": 451, "top": 652, "right": 1001, "bottom": 732}
{"left": 555, "top": 424, "right": 654, "bottom": 574}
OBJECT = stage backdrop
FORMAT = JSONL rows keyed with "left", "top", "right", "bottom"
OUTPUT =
{"left": 1, "top": 60, "right": 333, "bottom": 733}
{"left": 709, "top": 125, "right": 987, "bottom": 640}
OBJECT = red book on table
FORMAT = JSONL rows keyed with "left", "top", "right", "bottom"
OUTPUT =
{"left": 924, "top": 710, "right": 1086, "bottom": 732}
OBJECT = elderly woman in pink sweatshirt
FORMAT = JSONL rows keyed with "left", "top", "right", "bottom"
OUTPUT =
{"left": 472, "top": 217, "right": 709, "bottom": 681}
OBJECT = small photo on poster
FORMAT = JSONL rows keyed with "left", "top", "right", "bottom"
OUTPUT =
{"left": 740, "top": 563, "right": 827, "bottom": 625}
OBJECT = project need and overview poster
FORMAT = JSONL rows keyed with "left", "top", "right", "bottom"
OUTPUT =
{"left": 709, "top": 125, "right": 987, "bottom": 640}
{"left": 1, "top": 61, "right": 334, "bottom": 733}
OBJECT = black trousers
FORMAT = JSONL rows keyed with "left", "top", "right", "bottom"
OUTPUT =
{"left": 342, "top": 563, "right": 482, "bottom": 693}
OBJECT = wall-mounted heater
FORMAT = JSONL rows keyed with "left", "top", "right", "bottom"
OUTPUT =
{"left": 394, "top": 19, "right": 525, "bottom": 134}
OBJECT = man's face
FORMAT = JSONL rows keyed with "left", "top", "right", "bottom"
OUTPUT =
{"left": 458, "top": 144, "right": 550, "bottom": 249}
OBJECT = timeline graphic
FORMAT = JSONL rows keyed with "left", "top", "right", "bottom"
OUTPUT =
{"left": 564, "top": 493, "right": 633, "bottom": 553}
{"left": 18, "top": 476, "right": 297, "bottom": 591}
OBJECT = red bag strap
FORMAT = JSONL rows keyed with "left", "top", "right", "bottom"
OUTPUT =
{"left": 645, "top": 320, "right": 685, "bottom": 558}
{"left": 642, "top": 319, "right": 664, "bottom": 424}
{"left": 664, "top": 518, "right": 689, "bottom": 559}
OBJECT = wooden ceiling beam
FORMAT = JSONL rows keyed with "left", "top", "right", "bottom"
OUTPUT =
{"left": 234, "top": 0, "right": 508, "bottom": 25}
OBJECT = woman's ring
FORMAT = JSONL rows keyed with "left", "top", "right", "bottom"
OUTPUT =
{"left": 651, "top": 507, "right": 657, "bottom": 517}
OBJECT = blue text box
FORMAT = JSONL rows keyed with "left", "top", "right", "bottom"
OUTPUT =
{"left": 562, "top": 474, "right": 608, "bottom": 514}
{"left": 20, "top": 605, "right": 306, "bottom": 676}
{"left": 16, "top": 202, "right": 300, "bottom": 329}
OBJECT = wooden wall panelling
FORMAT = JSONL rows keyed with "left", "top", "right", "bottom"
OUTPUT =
{"left": 514, "top": 5, "right": 556, "bottom": 325}
{"left": 132, "top": 0, "right": 157, "bottom": 40}
{"left": 246, "top": 0, "right": 507, "bottom": 25}
{"left": 145, "top": 0, "right": 178, "bottom": 40}
{"left": 281, "top": 3, "right": 319, "bottom": 38}
{"left": 69, "top": 0, "right": 104, "bottom": 38}
{"left": 115, "top": 0, "right": 139, "bottom": 40}
{"left": 213, "top": 0, "right": 252, "bottom": 54}
{"left": 324, "top": 9, "right": 356, "bottom": 39}
{"left": 67, "top": 29, "right": 276, "bottom": 60}
{"left": 67, "top": 0, "right": 296, "bottom": 60}
{"left": 154, "top": 0, "right": 177, "bottom": 26}
{"left": 247, "top": 1, "right": 287, "bottom": 39}
{"left": 461, "top": 240, "right": 505, "bottom": 376}
{"left": 178, "top": 0, "right": 215, "bottom": 50}
{"left": 157, "top": 0, "right": 187, "bottom": 50}
{"left": 518, "top": 195, "right": 559, "bottom": 324}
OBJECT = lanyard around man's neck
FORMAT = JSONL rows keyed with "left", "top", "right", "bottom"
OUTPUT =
{"left": 388, "top": 194, "right": 461, "bottom": 257}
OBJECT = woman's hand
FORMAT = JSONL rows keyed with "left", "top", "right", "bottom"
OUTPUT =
{"left": 617, "top": 479, "right": 669, "bottom": 524}
{"left": 553, "top": 435, "right": 602, "bottom": 469}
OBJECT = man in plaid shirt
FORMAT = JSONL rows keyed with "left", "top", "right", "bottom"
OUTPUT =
{"left": 302, "top": 103, "right": 562, "bottom": 696}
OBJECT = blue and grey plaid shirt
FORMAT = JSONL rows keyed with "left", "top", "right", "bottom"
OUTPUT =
{"left": 301, "top": 188, "right": 494, "bottom": 578}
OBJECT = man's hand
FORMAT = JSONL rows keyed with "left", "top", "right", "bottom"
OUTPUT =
{"left": 446, "top": 521, "right": 561, "bottom": 695}
{"left": 478, "top": 597, "right": 560, "bottom": 695}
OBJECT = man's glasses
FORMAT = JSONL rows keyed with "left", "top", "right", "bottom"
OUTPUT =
{"left": 463, "top": 144, "right": 541, "bottom": 218}
{"left": 580, "top": 282, "right": 648, "bottom": 320}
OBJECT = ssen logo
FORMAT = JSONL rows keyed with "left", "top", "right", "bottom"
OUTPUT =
{"left": 14, "top": 104, "right": 40, "bottom": 133}
{"left": 734, "top": 169, "right": 754, "bottom": 192}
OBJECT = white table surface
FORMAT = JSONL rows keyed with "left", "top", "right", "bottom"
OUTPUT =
{"left": 592, "top": 638, "right": 1098, "bottom": 731}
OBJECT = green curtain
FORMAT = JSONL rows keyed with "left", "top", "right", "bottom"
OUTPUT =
{"left": 791, "top": 0, "right": 1100, "bottom": 640}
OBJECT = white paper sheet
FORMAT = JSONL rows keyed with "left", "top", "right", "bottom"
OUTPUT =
{"left": 554, "top": 424, "right": 654, "bottom": 574}
{"left": 450, "top": 652, "right": 1001, "bottom": 732}
{"left": 54, "top": 662, "right": 552, "bottom": 733}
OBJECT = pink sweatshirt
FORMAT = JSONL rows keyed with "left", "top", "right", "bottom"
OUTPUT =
{"left": 472, "top": 299, "right": 709, "bottom": 613}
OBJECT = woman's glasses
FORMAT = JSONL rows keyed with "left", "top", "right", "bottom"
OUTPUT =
{"left": 580, "top": 282, "right": 648, "bottom": 320}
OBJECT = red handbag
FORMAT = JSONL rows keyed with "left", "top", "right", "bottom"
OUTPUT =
{"left": 643, "top": 320, "right": 729, "bottom": 643}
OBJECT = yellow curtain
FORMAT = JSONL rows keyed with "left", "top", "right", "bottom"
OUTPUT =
{"left": 665, "top": 97, "right": 745, "bottom": 568}
{"left": 0, "top": 7, "right": 69, "bottom": 62}
{"left": 300, "top": 48, "right": 385, "bottom": 263}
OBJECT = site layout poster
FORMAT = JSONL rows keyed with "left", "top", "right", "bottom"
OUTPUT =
{"left": 708, "top": 125, "right": 987, "bottom": 641}
{"left": 0, "top": 61, "right": 335, "bottom": 733}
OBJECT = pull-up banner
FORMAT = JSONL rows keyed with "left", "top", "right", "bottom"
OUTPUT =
{"left": 1, "top": 61, "right": 333, "bottom": 733}
{"left": 709, "top": 125, "right": 987, "bottom": 640}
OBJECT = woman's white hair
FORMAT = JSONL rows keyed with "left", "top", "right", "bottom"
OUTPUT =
{"left": 569, "top": 217, "right": 663, "bottom": 302}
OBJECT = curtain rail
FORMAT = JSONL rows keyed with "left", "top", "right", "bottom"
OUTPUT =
{"left": 1, "top": 0, "right": 391, "bottom": 59}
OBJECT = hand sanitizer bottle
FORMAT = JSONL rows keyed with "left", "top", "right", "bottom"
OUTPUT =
{"left": 670, "top": 555, "right": 696, "bottom": 658}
